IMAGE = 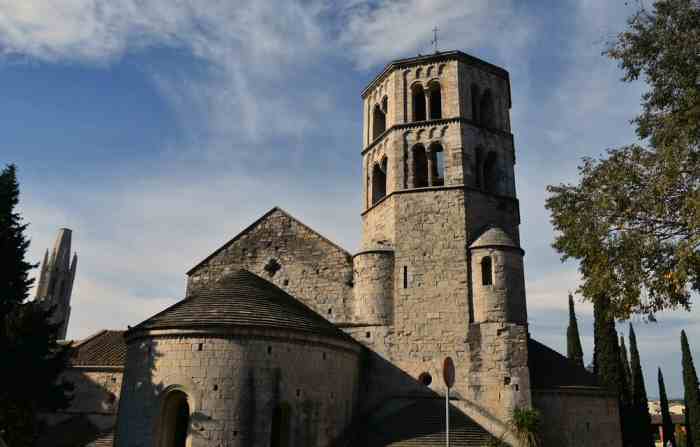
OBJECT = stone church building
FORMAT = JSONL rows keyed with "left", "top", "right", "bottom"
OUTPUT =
{"left": 45, "top": 50, "right": 623, "bottom": 447}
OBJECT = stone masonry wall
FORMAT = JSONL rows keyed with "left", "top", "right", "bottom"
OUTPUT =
{"left": 470, "top": 247, "right": 527, "bottom": 324}
{"left": 352, "top": 250, "right": 394, "bottom": 325}
{"left": 115, "top": 333, "right": 361, "bottom": 447}
{"left": 187, "top": 209, "right": 353, "bottom": 323}
{"left": 533, "top": 389, "right": 622, "bottom": 447}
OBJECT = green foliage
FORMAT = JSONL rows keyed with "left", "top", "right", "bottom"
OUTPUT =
{"left": 629, "top": 324, "right": 654, "bottom": 447}
{"left": 659, "top": 368, "right": 677, "bottom": 447}
{"left": 507, "top": 407, "right": 542, "bottom": 447}
{"left": 545, "top": 0, "right": 700, "bottom": 318}
{"left": 0, "top": 164, "right": 72, "bottom": 446}
{"left": 593, "top": 299, "right": 623, "bottom": 392}
{"left": 567, "top": 293, "right": 584, "bottom": 367}
{"left": 681, "top": 330, "right": 700, "bottom": 446}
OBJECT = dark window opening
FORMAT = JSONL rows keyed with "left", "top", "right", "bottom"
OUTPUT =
{"left": 267, "top": 346, "right": 272, "bottom": 355}
{"left": 412, "top": 145, "right": 428, "bottom": 188}
{"left": 264, "top": 258, "right": 281, "bottom": 276}
{"left": 481, "top": 256, "right": 493, "bottom": 286}
{"left": 270, "top": 403, "right": 291, "bottom": 447}
{"left": 403, "top": 266, "right": 408, "bottom": 289}
{"left": 430, "top": 143, "right": 445, "bottom": 186}
{"left": 365, "top": 331, "right": 371, "bottom": 339}
{"left": 471, "top": 84, "right": 480, "bottom": 123}
{"left": 418, "top": 372, "right": 433, "bottom": 386}
{"left": 412, "top": 85, "right": 426, "bottom": 121}
{"left": 474, "top": 146, "right": 484, "bottom": 189}
{"left": 213, "top": 384, "right": 218, "bottom": 391}
{"left": 197, "top": 343, "right": 203, "bottom": 351}
{"left": 479, "top": 89, "right": 495, "bottom": 128}
{"left": 428, "top": 82, "right": 442, "bottom": 119}
{"left": 483, "top": 151, "right": 498, "bottom": 194}
{"left": 371, "top": 158, "right": 387, "bottom": 205}
{"left": 372, "top": 103, "right": 386, "bottom": 140}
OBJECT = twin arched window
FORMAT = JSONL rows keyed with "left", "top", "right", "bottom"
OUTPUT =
{"left": 371, "top": 157, "right": 388, "bottom": 204}
{"left": 412, "top": 82, "right": 442, "bottom": 122}
{"left": 372, "top": 97, "right": 387, "bottom": 141}
{"left": 471, "top": 84, "right": 496, "bottom": 128}
{"left": 411, "top": 143, "right": 445, "bottom": 188}
{"left": 474, "top": 147, "right": 498, "bottom": 194}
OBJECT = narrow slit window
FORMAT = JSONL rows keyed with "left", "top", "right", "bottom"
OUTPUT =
{"left": 481, "top": 256, "right": 493, "bottom": 286}
{"left": 403, "top": 266, "right": 408, "bottom": 289}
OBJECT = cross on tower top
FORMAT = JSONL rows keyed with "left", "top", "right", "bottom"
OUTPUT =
{"left": 431, "top": 26, "right": 439, "bottom": 53}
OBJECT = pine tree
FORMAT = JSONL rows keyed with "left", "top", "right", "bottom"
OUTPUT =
{"left": 567, "top": 293, "right": 584, "bottom": 367}
{"left": 658, "top": 368, "right": 677, "bottom": 447}
{"left": 681, "top": 330, "right": 700, "bottom": 447}
{"left": 0, "top": 164, "right": 72, "bottom": 446}
{"left": 629, "top": 324, "right": 653, "bottom": 447}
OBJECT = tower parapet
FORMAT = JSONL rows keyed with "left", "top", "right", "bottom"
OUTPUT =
{"left": 35, "top": 228, "right": 77, "bottom": 340}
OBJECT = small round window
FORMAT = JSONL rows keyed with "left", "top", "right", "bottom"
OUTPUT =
{"left": 418, "top": 372, "right": 432, "bottom": 386}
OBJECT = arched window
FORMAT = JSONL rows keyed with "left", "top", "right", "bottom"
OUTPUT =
{"left": 371, "top": 158, "right": 387, "bottom": 204}
{"left": 480, "top": 89, "right": 495, "bottom": 128}
{"left": 471, "top": 84, "right": 480, "bottom": 123}
{"left": 429, "top": 143, "right": 445, "bottom": 187}
{"left": 412, "top": 145, "right": 428, "bottom": 188}
{"left": 158, "top": 390, "right": 190, "bottom": 447}
{"left": 481, "top": 256, "right": 493, "bottom": 286}
{"left": 483, "top": 151, "right": 498, "bottom": 194}
{"left": 412, "top": 84, "right": 426, "bottom": 122}
{"left": 270, "top": 402, "right": 291, "bottom": 447}
{"left": 372, "top": 104, "right": 386, "bottom": 140}
{"left": 428, "top": 82, "right": 442, "bottom": 120}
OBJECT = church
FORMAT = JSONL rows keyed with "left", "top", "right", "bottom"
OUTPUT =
{"left": 44, "top": 50, "right": 623, "bottom": 447}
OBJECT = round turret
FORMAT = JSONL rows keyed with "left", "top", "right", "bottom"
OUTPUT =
{"left": 352, "top": 248, "right": 394, "bottom": 324}
{"left": 469, "top": 227, "right": 526, "bottom": 324}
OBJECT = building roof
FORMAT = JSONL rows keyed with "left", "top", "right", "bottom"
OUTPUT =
{"left": 469, "top": 227, "right": 519, "bottom": 249}
{"left": 186, "top": 206, "right": 351, "bottom": 275}
{"left": 130, "top": 269, "right": 356, "bottom": 343}
{"left": 527, "top": 338, "right": 600, "bottom": 389}
{"left": 71, "top": 329, "right": 126, "bottom": 367}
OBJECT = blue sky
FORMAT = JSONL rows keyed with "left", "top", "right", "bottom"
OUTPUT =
{"left": 1, "top": 0, "right": 697, "bottom": 399}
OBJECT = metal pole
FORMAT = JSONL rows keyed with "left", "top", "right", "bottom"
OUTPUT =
{"left": 446, "top": 386, "right": 450, "bottom": 447}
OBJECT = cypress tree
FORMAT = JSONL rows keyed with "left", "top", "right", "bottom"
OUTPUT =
{"left": 618, "top": 335, "right": 633, "bottom": 446}
{"left": 681, "top": 330, "right": 700, "bottom": 447}
{"left": 567, "top": 293, "right": 584, "bottom": 367}
{"left": 593, "top": 297, "right": 622, "bottom": 391}
{"left": 0, "top": 164, "right": 72, "bottom": 446}
{"left": 629, "top": 324, "right": 654, "bottom": 447}
{"left": 658, "top": 368, "right": 676, "bottom": 447}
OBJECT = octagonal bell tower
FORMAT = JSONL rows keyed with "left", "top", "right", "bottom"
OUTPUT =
{"left": 352, "top": 51, "right": 531, "bottom": 422}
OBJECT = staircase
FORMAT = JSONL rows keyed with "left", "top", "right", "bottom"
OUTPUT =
{"left": 356, "top": 398, "right": 500, "bottom": 446}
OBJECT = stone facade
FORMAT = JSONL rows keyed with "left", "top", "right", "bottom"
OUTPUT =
{"left": 187, "top": 208, "right": 353, "bottom": 324}
{"left": 115, "top": 330, "right": 361, "bottom": 447}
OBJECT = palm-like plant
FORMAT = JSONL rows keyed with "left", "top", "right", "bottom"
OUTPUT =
{"left": 507, "top": 407, "right": 542, "bottom": 447}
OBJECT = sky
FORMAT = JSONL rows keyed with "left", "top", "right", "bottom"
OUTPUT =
{"left": 1, "top": 0, "right": 697, "bottom": 399}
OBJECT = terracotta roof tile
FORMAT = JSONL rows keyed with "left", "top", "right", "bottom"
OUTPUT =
{"left": 71, "top": 330, "right": 126, "bottom": 367}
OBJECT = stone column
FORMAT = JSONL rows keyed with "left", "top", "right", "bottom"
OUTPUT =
{"left": 427, "top": 147, "right": 435, "bottom": 187}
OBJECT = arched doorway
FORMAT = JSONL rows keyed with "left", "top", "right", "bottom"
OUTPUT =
{"left": 158, "top": 390, "right": 190, "bottom": 447}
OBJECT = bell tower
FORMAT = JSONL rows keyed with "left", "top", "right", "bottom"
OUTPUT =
{"left": 353, "top": 51, "right": 530, "bottom": 421}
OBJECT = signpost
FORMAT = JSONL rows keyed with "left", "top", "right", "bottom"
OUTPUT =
{"left": 443, "top": 357, "right": 455, "bottom": 447}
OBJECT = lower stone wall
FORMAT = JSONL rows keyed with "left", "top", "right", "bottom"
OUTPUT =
{"left": 533, "top": 388, "right": 622, "bottom": 447}
{"left": 115, "top": 333, "right": 361, "bottom": 447}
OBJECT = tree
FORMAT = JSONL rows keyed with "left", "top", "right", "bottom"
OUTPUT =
{"left": 545, "top": 0, "right": 700, "bottom": 318}
{"left": 659, "top": 368, "right": 677, "bottom": 447}
{"left": 681, "top": 330, "right": 700, "bottom": 446}
{"left": 619, "top": 335, "right": 634, "bottom": 446}
{"left": 629, "top": 324, "right": 654, "bottom": 447}
{"left": 567, "top": 293, "right": 584, "bottom": 367}
{"left": 0, "top": 164, "right": 72, "bottom": 446}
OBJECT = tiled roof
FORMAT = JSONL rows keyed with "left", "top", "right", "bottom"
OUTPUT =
{"left": 527, "top": 338, "right": 600, "bottom": 389}
{"left": 469, "top": 227, "right": 518, "bottom": 249}
{"left": 36, "top": 415, "right": 114, "bottom": 447}
{"left": 71, "top": 330, "right": 126, "bottom": 367}
{"left": 131, "top": 269, "right": 356, "bottom": 342}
